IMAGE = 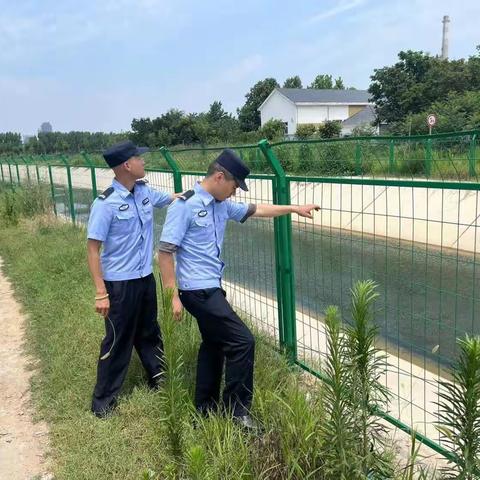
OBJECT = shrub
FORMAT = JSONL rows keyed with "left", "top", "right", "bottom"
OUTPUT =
{"left": 260, "top": 119, "right": 286, "bottom": 141}
{"left": 319, "top": 120, "right": 342, "bottom": 138}
{"left": 0, "top": 184, "right": 51, "bottom": 225}
{"left": 296, "top": 124, "right": 317, "bottom": 139}
{"left": 352, "top": 124, "right": 378, "bottom": 137}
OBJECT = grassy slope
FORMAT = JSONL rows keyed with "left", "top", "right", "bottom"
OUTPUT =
{"left": 0, "top": 219, "right": 328, "bottom": 479}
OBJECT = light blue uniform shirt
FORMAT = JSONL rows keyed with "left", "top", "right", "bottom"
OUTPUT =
{"left": 87, "top": 178, "right": 171, "bottom": 281}
{"left": 160, "top": 182, "right": 252, "bottom": 290}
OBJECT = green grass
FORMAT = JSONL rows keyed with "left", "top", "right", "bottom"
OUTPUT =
{"left": 0, "top": 213, "right": 446, "bottom": 479}
{"left": 0, "top": 219, "right": 326, "bottom": 479}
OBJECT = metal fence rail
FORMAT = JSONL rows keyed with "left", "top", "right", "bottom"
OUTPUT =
{"left": 1, "top": 130, "right": 479, "bottom": 463}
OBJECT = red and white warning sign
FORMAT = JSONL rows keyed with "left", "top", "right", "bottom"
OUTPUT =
{"left": 427, "top": 114, "right": 437, "bottom": 127}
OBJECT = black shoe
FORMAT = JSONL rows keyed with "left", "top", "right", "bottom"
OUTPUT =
{"left": 92, "top": 398, "right": 117, "bottom": 418}
{"left": 148, "top": 374, "right": 165, "bottom": 391}
{"left": 233, "top": 414, "right": 262, "bottom": 433}
{"left": 92, "top": 406, "right": 115, "bottom": 419}
{"left": 192, "top": 406, "right": 219, "bottom": 429}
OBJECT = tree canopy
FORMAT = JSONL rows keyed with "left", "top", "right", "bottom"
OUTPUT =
{"left": 369, "top": 47, "right": 480, "bottom": 124}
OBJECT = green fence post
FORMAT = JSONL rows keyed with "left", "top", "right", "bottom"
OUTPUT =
{"left": 14, "top": 158, "right": 21, "bottom": 184}
{"left": 255, "top": 148, "right": 262, "bottom": 170}
{"left": 468, "top": 133, "right": 477, "bottom": 178}
{"left": 81, "top": 152, "right": 98, "bottom": 199}
{"left": 45, "top": 156, "right": 58, "bottom": 217}
{"left": 0, "top": 159, "right": 4, "bottom": 183}
{"left": 7, "top": 159, "right": 13, "bottom": 186}
{"left": 160, "top": 147, "right": 183, "bottom": 193}
{"left": 33, "top": 156, "right": 41, "bottom": 184}
{"left": 425, "top": 138, "right": 432, "bottom": 177}
{"left": 355, "top": 142, "right": 362, "bottom": 175}
{"left": 389, "top": 139, "right": 396, "bottom": 175}
{"left": 60, "top": 154, "right": 76, "bottom": 224}
{"left": 258, "top": 139, "right": 297, "bottom": 362}
{"left": 271, "top": 175, "right": 285, "bottom": 348}
{"left": 22, "top": 156, "right": 31, "bottom": 184}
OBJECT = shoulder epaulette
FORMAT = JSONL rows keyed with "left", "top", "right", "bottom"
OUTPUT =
{"left": 136, "top": 179, "right": 148, "bottom": 185}
{"left": 179, "top": 190, "right": 195, "bottom": 201}
{"left": 98, "top": 187, "right": 114, "bottom": 200}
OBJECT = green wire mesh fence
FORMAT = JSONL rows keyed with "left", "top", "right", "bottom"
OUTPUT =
{"left": 1, "top": 130, "right": 479, "bottom": 463}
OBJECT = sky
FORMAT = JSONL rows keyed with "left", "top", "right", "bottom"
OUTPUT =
{"left": 1, "top": 0, "right": 479, "bottom": 136}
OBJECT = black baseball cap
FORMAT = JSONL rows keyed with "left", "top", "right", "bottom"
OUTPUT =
{"left": 215, "top": 149, "right": 250, "bottom": 191}
{"left": 103, "top": 140, "right": 149, "bottom": 168}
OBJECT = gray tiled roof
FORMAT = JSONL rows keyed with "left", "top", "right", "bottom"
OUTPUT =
{"left": 342, "top": 105, "right": 377, "bottom": 126}
{"left": 277, "top": 88, "right": 371, "bottom": 104}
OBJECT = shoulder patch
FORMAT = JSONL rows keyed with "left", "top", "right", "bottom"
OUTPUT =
{"left": 98, "top": 187, "right": 114, "bottom": 200}
{"left": 136, "top": 179, "right": 148, "bottom": 185}
{"left": 179, "top": 190, "right": 195, "bottom": 201}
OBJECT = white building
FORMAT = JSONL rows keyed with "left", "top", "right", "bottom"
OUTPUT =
{"left": 258, "top": 88, "right": 376, "bottom": 136}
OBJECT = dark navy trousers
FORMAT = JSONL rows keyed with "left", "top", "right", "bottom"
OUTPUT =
{"left": 179, "top": 287, "right": 255, "bottom": 417}
{"left": 92, "top": 274, "right": 164, "bottom": 415}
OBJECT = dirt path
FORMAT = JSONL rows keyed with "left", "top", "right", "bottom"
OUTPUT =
{"left": 0, "top": 257, "right": 51, "bottom": 479}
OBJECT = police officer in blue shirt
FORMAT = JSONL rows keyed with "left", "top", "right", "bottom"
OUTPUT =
{"left": 158, "top": 149, "right": 319, "bottom": 430}
{"left": 87, "top": 140, "right": 175, "bottom": 417}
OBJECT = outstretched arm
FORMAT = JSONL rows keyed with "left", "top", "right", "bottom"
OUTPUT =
{"left": 252, "top": 204, "right": 320, "bottom": 219}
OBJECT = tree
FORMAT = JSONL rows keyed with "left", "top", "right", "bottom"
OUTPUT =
{"left": 308, "top": 74, "right": 347, "bottom": 89}
{"left": 388, "top": 90, "right": 480, "bottom": 135}
{"left": 20, "top": 131, "right": 126, "bottom": 154}
{"left": 212, "top": 116, "right": 241, "bottom": 143}
{"left": 369, "top": 48, "right": 480, "bottom": 124}
{"left": 0, "top": 132, "right": 22, "bottom": 154}
{"left": 156, "top": 109, "right": 186, "bottom": 144}
{"left": 468, "top": 45, "right": 480, "bottom": 81}
{"left": 24, "top": 136, "right": 39, "bottom": 153}
{"left": 283, "top": 76, "right": 303, "bottom": 88}
{"left": 309, "top": 74, "right": 333, "bottom": 89}
{"left": 131, "top": 118, "right": 154, "bottom": 146}
{"left": 334, "top": 77, "right": 345, "bottom": 89}
{"left": 204, "top": 101, "right": 240, "bottom": 143}
{"left": 156, "top": 128, "right": 172, "bottom": 147}
{"left": 206, "top": 101, "right": 228, "bottom": 123}
{"left": 238, "top": 78, "right": 279, "bottom": 132}
{"left": 191, "top": 116, "right": 210, "bottom": 144}
{"left": 131, "top": 104, "right": 242, "bottom": 147}
{"left": 37, "top": 132, "right": 60, "bottom": 153}
{"left": 131, "top": 109, "right": 197, "bottom": 146}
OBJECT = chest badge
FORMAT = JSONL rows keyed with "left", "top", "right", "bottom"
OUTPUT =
{"left": 198, "top": 210, "right": 208, "bottom": 217}
{"left": 142, "top": 197, "right": 150, "bottom": 205}
{"left": 119, "top": 204, "right": 129, "bottom": 211}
